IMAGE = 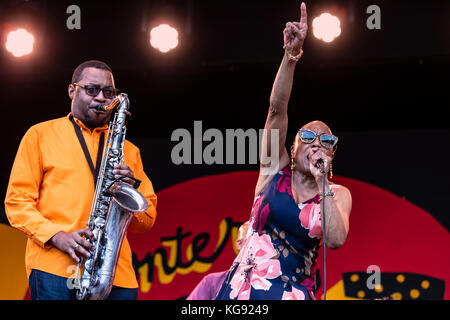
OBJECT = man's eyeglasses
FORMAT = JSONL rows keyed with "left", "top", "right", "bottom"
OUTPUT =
{"left": 299, "top": 128, "right": 338, "bottom": 149}
{"left": 73, "top": 83, "right": 119, "bottom": 99}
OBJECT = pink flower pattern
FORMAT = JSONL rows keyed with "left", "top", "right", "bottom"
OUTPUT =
{"left": 276, "top": 167, "right": 293, "bottom": 197}
{"left": 300, "top": 275, "right": 316, "bottom": 299}
{"left": 229, "top": 233, "right": 281, "bottom": 300}
{"left": 299, "top": 202, "right": 323, "bottom": 239}
{"left": 299, "top": 185, "right": 337, "bottom": 239}
{"left": 281, "top": 286, "right": 306, "bottom": 300}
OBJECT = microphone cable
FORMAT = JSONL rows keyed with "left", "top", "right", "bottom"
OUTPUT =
{"left": 321, "top": 174, "right": 327, "bottom": 300}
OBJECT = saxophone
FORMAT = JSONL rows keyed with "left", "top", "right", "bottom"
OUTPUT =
{"left": 75, "top": 93, "right": 148, "bottom": 300}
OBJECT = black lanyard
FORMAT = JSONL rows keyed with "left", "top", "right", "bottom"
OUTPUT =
{"left": 69, "top": 114, "right": 105, "bottom": 187}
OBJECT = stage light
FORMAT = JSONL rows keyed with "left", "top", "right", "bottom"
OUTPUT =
{"left": 312, "top": 13, "right": 341, "bottom": 43}
{"left": 150, "top": 24, "right": 179, "bottom": 53}
{"left": 5, "top": 28, "right": 34, "bottom": 57}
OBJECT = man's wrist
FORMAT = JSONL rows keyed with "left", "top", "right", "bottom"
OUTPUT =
{"left": 47, "top": 231, "right": 62, "bottom": 247}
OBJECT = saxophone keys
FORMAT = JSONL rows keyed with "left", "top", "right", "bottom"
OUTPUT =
{"left": 94, "top": 217, "right": 106, "bottom": 228}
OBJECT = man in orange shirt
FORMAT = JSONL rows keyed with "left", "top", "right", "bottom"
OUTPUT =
{"left": 4, "top": 60, "right": 157, "bottom": 300}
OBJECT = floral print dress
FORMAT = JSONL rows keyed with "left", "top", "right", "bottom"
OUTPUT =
{"left": 216, "top": 166, "right": 336, "bottom": 300}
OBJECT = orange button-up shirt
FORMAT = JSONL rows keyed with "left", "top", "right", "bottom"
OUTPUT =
{"left": 4, "top": 114, "right": 157, "bottom": 288}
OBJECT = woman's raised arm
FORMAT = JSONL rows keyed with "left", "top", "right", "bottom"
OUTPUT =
{"left": 255, "top": 2, "right": 308, "bottom": 196}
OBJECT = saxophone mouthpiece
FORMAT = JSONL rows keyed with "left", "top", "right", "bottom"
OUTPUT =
{"left": 98, "top": 96, "right": 121, "bottom": 111}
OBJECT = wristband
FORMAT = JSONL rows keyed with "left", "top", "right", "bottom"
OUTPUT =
{"left": 320, "top": 188, "right": 335, "bottom": 201}
{"left": 288, "top": 48, "right": 304, "bottom": 62}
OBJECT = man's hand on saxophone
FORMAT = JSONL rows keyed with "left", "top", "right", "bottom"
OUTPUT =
{"left": 47, "top": 228, "right": 96, "bottom": 263}
{"left": 113, "top": 163, "right": 137, "bottom": 186}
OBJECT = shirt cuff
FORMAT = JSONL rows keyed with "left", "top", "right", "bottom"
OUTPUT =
{"left": 32, "top": 221, "right": 63, "bottom": 249}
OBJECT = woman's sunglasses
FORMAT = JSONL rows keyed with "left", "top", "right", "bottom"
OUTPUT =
{"left": 299, "top": 129, "right": 338, "bottom": 149}
{"left": 73, "top": 83, "right": 119, "bottom": 99}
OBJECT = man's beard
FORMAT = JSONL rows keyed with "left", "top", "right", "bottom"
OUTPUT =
{"left": 82, "top": 109, "right": 111, "bottom": 129}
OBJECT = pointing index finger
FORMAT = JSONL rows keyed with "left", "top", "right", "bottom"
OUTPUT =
{"left": 300, "top": 2, "right": 307, "bottom": 24}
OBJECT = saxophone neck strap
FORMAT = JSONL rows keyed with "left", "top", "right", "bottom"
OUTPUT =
{"left": 69, "top": 114, "right": 105, "bottom": 187}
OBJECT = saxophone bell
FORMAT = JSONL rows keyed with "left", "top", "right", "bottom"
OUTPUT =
{"left": 108, "top": 181, "right": 149, "bottom": 213}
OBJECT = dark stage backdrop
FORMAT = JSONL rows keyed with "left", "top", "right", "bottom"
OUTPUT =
{"left": 0, "top": 0, "right": 449, "bottom": 300}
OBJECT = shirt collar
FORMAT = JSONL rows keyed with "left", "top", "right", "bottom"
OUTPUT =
{"left": 67, "top": 113, "right": 109, "bottom": 133}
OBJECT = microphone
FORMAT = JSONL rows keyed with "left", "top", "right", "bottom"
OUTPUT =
{"left": 316, "top": 158, "right": 326, "bottom": 174}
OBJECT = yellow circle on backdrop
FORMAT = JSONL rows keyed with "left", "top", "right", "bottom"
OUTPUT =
{"left": 410, "top": 289, "right": 420, "bottom": 299}
{"left": 396, "top": 274, "right": 405, "bottom": 283}
{"left": 391, "top": 292, "right": 402, "bottom": 300}
{"left": 350, "top": 274, "right": 359, "bottom": 282}
{"left": 421, "top": 280, "right": 430, "bottom": 289}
